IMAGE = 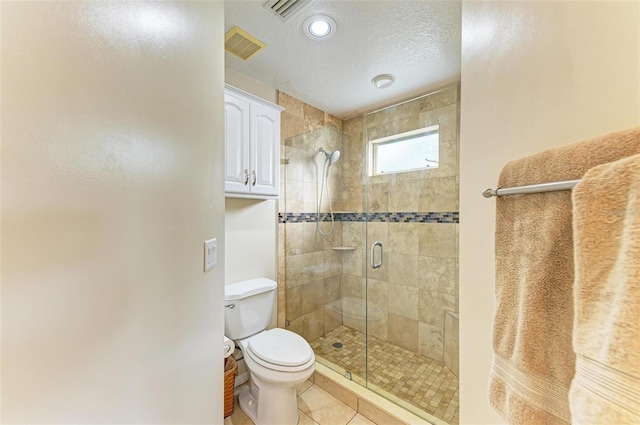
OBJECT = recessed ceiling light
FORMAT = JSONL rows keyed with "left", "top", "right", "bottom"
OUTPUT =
{"left": 371, "top": 74, "right": 396, "bottom": 89}
{"left": 304, "top": 15, "right": 337, "bottom": 40}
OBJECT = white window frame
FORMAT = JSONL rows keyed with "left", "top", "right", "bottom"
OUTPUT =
{"left": 368, "top": 125, "right": 440, "bottom": 176}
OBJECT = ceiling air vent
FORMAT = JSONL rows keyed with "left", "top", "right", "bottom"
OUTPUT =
{"left": 263, "top": 0, "right": 311, "bottom": 22}
{"left": 225, "top": 26, "right": 266, "bottom": 61}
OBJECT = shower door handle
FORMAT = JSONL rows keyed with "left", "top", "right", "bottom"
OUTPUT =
{"left": 370, "top": 241, "right": 383, "bottom": 269}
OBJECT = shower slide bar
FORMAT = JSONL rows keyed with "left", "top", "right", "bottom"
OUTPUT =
{"left": 482, "top": 179, "right": 581, "bottom": 198}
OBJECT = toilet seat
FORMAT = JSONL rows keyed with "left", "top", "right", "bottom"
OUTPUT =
{"left": 246, "top": 328, "right": 314, "bottom": 372}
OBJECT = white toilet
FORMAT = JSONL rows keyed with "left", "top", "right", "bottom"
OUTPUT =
{"left": 224, "top": 278, "right": 315, "bottom": 425}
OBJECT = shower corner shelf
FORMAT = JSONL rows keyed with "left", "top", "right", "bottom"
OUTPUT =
{"left": 332, "top": 246, "right": 357, "bottom": 251}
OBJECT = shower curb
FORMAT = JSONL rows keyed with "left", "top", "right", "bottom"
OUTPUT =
{"left": 313, "top": 362, "right": 446, "bottom": 425}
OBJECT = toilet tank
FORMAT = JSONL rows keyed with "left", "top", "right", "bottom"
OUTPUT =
{"left": 224, "top": 278, "right": 277, "bottom": 340}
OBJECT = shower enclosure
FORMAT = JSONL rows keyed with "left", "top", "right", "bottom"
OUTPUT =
{"left": 279, "top": 86, "right": 460, "bottom": 424}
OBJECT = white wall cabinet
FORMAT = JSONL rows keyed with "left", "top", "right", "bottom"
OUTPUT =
{"left": 224, "top": 84, "right": 283, "bottom": 199}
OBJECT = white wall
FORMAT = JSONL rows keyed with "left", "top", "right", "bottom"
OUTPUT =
{"left": 225, "top": 198, "right": 278, "bottom": 285}
{"left": 225, "top": 68, "right": 278, "bottom": 105}
{"left": 1, "top": 2, "right": 226, "bottom": 422}
{"left": 459, "top": 1, "right": 640, "bottom": 424}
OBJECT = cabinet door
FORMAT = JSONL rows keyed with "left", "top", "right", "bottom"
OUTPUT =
{"left": 250, "top": 102, "right": 280, "bottom": 196}
{"left": 224, "top": 92, "right": 250, "bottom": 193}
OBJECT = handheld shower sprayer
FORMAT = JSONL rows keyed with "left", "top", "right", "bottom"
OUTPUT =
{"left": 317, "top": 147, "right": 341, "bottom": 236}
{"left": 329, "top": 150, "right": 341, "bottom": 165}
{"left": 319, "top": 147, "right": 341, "bottom": 166}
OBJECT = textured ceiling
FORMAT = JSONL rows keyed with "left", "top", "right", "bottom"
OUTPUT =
{"left": 224, "top": 0, "right": 461, "bottom": 119}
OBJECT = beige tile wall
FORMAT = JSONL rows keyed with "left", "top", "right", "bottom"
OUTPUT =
{"left": 279, "top": 92, "right": 345, "bottom": 340}
{"left": 279, "top": 85, "right": 459, "bottom": 364}
{"left": 444, "top": 310, "right": 459, "bottom": 376}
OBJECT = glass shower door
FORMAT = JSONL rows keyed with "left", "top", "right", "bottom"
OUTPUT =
{"left": 363, "top": 85, "right": 460, "bottom": 424}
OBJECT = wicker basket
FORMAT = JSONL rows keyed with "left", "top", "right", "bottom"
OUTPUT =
{"left": 224, "top": 356, "right": 237, "bottom": 418}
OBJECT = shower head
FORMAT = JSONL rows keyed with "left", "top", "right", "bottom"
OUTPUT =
{"left": 329, "top": 150, "right": 340, "bottom": 165}
{"left": 319, "top": 147, "right": 341, "bottom": 165}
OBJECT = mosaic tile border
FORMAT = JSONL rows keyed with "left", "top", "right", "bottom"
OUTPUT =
{"left": 279, "top": 211, "right": 459, "bottom": 224}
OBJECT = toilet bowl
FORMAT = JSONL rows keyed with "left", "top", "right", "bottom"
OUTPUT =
{"left": 237, "top": 328, "right": 315, "bottom": 424}
{"left": 225, "top": 278, "right": 315, "bottom": 425}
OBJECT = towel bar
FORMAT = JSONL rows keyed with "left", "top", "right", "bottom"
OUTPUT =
{"left": 483, "top": 179, "right": 581, "bottom": 198}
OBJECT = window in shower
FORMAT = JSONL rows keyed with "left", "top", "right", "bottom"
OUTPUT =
{"left": 368, "top": 125, "right": 439, "bottom": 175}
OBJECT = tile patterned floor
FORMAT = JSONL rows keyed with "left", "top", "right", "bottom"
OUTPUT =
{"left": 310, "top": 326, "right": 460, "bottom": 424}
{"left": 224, "top": 381, "right": 376, "bottom": 425}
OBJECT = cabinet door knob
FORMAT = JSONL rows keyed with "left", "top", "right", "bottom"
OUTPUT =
{"left": 252, "top": 170, "right": 257, "bottom": 186}
{"left": 243, "top": 169, "right": 249, "bottom": 185}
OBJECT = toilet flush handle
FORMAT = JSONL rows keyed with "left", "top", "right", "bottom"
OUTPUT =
{"left": 225, "top": 303, "right": 235, "bottom": 309}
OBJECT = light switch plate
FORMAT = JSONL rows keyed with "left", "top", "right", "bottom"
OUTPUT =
{"left": 204, "top": 238, "right": 217, "bottom": 271}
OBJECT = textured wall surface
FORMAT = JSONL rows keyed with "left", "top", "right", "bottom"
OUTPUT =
{"left": 459, "top": 1, "right": 639, "bottom": 424}
{"left": 1, "top": 2, "right": 226, "bottom": 422}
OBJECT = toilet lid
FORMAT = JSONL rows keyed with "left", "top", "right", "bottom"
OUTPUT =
{"left": 248, "top": 328, "right": 313, "bottom": 367}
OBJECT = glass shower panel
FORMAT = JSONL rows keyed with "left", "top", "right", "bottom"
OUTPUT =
{"left": 282, "top": 123, "right": 367, "bottom": 385}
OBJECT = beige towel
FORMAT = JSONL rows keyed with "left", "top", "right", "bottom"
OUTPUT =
{"left": 490, "top": 127, "right": 640, "bottom": 425}
{"left": 569, "top": 153, "right": 640, "bottom": 424}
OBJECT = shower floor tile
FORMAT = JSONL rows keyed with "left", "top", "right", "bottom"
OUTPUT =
{"left": 310, "top": 326, "right": 459, "bottom": 425}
